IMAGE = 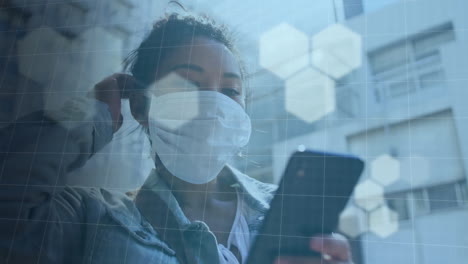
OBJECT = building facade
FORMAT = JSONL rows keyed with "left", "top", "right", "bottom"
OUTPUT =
{"left": 270, "top": 0, "right": 468, "bottom": 263}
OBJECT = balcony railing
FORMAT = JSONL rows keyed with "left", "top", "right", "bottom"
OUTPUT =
{"left": 373, "top": 52, "right": 445, "bottom": 102}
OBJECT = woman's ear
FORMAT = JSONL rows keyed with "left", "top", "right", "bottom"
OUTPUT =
{"left": 129, "top": 92, "right": 150, "bottom": 127}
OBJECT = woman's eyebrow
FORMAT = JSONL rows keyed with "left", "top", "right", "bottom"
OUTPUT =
{"left": 223, "top": 72, "right": 241, "bottom": 79}
{"left": 169, "top": 63, "right": 204, "bottom": 73}
{"left": 169, "top": 64, "right": 241, "bottom": 80}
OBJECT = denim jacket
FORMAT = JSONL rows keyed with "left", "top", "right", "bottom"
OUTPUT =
{"left": 0, "top": 99, "right": 276, "bottom": 264}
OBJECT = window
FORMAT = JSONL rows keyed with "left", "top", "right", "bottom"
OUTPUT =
{"left": 460, "top": 182, "right": 468, "bottom": 203}
{"left": 369, "top": 23, "right": 455, "bottom": 101}
{"left": 342, "top": 0, "right": 364, "bottom": 20}
{"left": 412, "top": 28, "right": 455, "bottom": 59}
{"left": 363, "top": 0, "right": 400, "bottom": 14}
{"left": 427, "top": 183, "right": 459, "bottom": 211}
{"left": 370, "top": 43, "right": 408, "bottom": 75}
{"left": 411, "top": 190, "right": 429, "bottom": 216}
{"left": 386, "top": 192, "right": 409, "bottom": 220}
{"left": 341, "top": 0, "right": 401, "bottom": 19}
{"left": 385, "top": 180, "right": 467, "bottom": 221}
{"left": 418, "top": 70, "right": 445, "bottom": 90}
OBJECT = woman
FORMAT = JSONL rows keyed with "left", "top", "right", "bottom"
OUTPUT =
{"left": 0, "top": 14, "right": 352, "bottom": 264}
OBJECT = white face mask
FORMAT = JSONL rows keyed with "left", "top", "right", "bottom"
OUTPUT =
{"left": 148, "top": 91, "right": 251, "bottom": 184}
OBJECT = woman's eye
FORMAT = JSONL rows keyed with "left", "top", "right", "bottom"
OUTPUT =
{"left": 221, "top": 88, "right": 241, "bottom": 97}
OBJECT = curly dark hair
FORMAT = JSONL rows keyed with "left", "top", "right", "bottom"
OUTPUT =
{"left": 124, "top": 13, "right": 245, "bottom": 90}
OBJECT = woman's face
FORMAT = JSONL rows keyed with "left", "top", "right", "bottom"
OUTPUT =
{"left": 144, "top": 36, "right": 247, "bottom": 183}
{"left": 153, "top": 36, "right": 245, "bottom": 107}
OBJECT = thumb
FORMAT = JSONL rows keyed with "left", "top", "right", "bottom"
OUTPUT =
{"left": 310, "top": 234, "right": 351, "bottom": 261}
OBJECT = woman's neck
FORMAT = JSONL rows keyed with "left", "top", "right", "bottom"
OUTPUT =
{"left": 158, "top": 169, "right": 234, "bottom": 209}
{"left": 154, "top": 155, "right": 237, "bottom": 209}
{"left": 162, "top": 171, "right": 217, "bottom": 207}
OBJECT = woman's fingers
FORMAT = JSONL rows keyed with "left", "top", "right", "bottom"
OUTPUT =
{"left": 93, "top": 74, "right": 128, "bottom": 132}
{"left": 273, "top": 234, "right": 352, "bottom": 264}
{"left": 309, "top": 233, "right": 351, "bottom": 262}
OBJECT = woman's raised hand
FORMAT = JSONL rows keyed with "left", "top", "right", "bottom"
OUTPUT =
{"left": 92, "top": 73, "right": 136, "bottom": 132}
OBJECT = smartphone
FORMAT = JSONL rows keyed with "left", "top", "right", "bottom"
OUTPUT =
{"left": 246, "top": 149, "right": 364, "bottom": 264}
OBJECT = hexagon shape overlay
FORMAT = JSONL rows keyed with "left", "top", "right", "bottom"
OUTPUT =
{"left": 339, "top": 205, "right": 368, "bottom": 238}
{"left": 17, "top": 27, "right": 71, "bottom": 84}
{"left": 148, "top": 73, "right": 199, "bottom": 130}
{"left": 369, "top": 205, "right": 399, "bottom": 238}
{"left": 354, "top": 179, "right": 384, "bottom": 211}
{"left": 259, "top": 23, "right": 310, "bottom": 79}
{"left": 371, "top": 154, "right": 401, "bottom": 186}
{"left": 285, "top": 67, "right": 335, "bottom": 123}
{"left": 311, "top": 24, "right": 362, "bottom": 79}
{"left": 76, "top": 27, "right": 125, "bottom": 85}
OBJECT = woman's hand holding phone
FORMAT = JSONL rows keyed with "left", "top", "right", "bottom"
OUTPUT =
{"left": 275, "top": 233, "right": 353, "bottom": 264}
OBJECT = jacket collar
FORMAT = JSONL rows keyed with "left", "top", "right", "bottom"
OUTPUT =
{"left": 101, "top": 165, "right": 275, "bottom": 259}
{"left": 221, "top": 165, "right": 273, "bottom": 213}
{"left": 137, "top": 168, "right": 191, "bottom": 227}
{"left": 98, "top": 188, "right": 176, "bottom": 255}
